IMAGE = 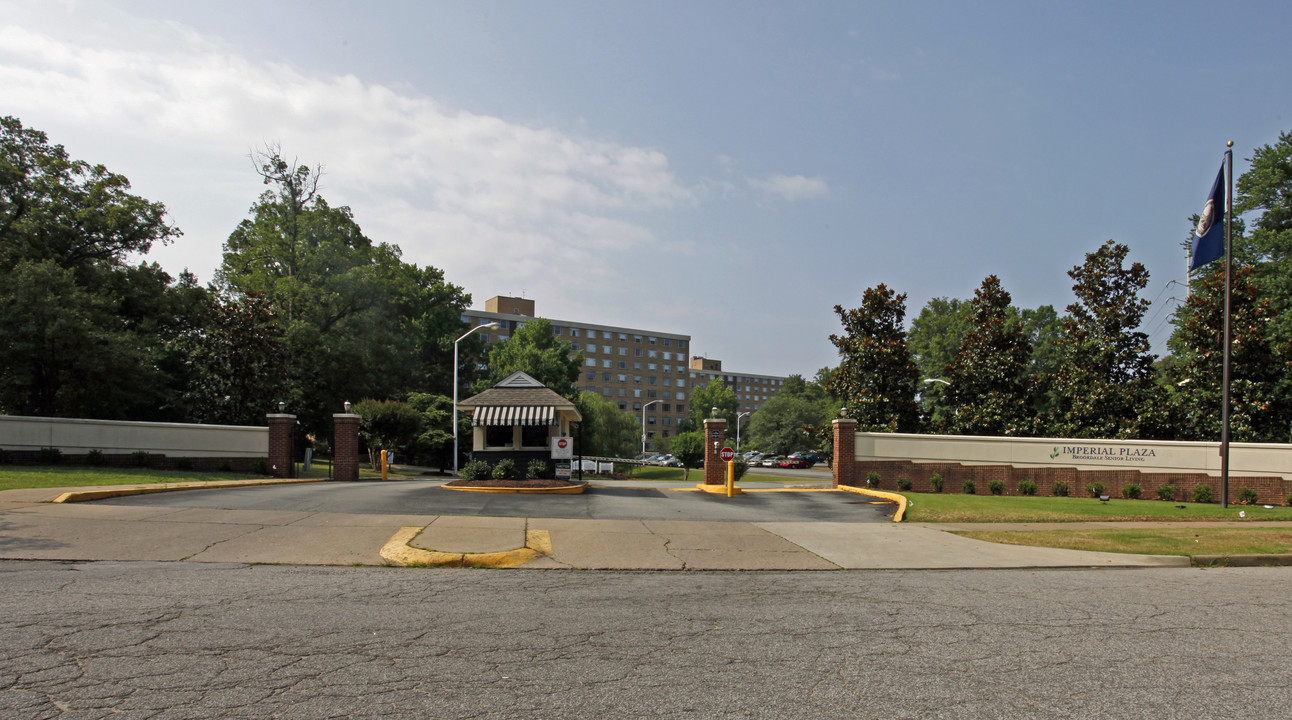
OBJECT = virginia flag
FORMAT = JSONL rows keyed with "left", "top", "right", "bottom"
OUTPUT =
{"left": 1189, "top": 164, "right": 1226, "bottom": 272}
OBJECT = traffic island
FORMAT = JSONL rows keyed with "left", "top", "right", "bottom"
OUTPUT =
{"left": 380, "top": 523, "right": 554, "bottom": 567}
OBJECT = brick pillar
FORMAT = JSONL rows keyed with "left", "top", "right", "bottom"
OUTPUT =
{"left": 267, "top": 414, "right": 296, "bottom": 478}
{"left": 832, "top": 418, "right": 858, "bottom": 488}
{"left": 702, "top": 418, "right": 727, "bottom": 485}
{"left": 333, "top": 413, "right": 361, "bottom": 482}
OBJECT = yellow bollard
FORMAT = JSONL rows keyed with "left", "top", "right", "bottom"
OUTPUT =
{"left": 726, "top": 460, "right": 734, "bottom": 497}
{"left": 381, "top": 449, "right": 388, "bottom": 482}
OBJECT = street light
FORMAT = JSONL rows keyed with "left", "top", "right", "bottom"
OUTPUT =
{"left": 641, "top": 399, "right": 660, "bottom": 455}
{"left": 923, "top": 378, "right": 951, "bottom": 387}
{"left": 735, "top": 411, "right": 750, "bottom": 452}
{"left": 453, "top": 322, "right": 500, "bottom": 476}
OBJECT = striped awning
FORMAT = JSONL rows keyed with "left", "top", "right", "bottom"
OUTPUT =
{"left": 471, "top": 405, "right": 557, "bottom": 427}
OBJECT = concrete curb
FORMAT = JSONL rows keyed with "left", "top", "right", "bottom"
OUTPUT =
{"left": 1191, "top": 553, "right": 1292, "bottom": 567}
{"left": 440, "top": 483, "right": 587, "bottom": 494}
{"left": 51, "top": 478, "right": 327, "bottom": 504}
{"left": 838, "top": 485, "right": 907, "bottom": 522}
{"left": 380, "top": 527, "right": 554, "bottom": 568}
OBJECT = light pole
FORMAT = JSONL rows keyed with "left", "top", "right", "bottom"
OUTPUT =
{"left": 735, "top": 411, "right": 750, "bottom": 452}
{"left": 923, "top": 378, "right": 950, "bottom": 387}
{"left": 641, "top": 399, "right": 660, "bottom": 455}
{"left": 453, "top": 322, "right": 499, "bottom": 475}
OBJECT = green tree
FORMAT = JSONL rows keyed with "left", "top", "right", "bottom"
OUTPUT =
{"left": 406, "top": 392, "right": 457, "bottom": 470}
{"left": 1049, "top": 240, "right": 1162, "bottom": 439}
{"left": 827, "top": 285, "right": 922, "bottom": 432}
{"left": 170, "top": 292, "right": 288, "bottom": 426}
{"left": 353, "top": 399, "right": 424, "bottom": 469}
{"left": 574, "top": 390, "right": 640, "bottom": 458}
{"left": 940, "top": 276, "right": 1035, "bottom": 436}
{"left": 476, "top": 318, "right": 582, "bottom": 398}
{"left": 0, "top": 116, "right": 198, "bottom": 419}
{"left": 217, "top": 148, "right": 470, "bottom": 435}
{"left": 688, "top": 377, "right": 739, "bottom": 431}
{"left": 747, "top": 394, "right": 826, "bottom": 454}
{"left": 908, "top": 297, "right": 970, "bottom": 381}
{"left": 1236, "top": 130, "right": 1292, "bottom": 348}
{"left": 1164, "top": 265, "right": 1291, "bottom": 442}
{"left": 670, "top": 431, "right": 705, "bottom": 482}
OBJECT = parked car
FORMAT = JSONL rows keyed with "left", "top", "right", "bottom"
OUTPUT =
{"left": 743, "top": 452, "right": 763, "bottom": 465}
{"left": 760, "top": 455, "right": 784, "bottom": 467}
{"left": 779, "top": 457, "right": 811, "bottom": 469}
{"left": 787, "top": 452, "right": 817, "bottom": 468}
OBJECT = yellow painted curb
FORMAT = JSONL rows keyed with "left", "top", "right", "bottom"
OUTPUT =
{"left": 440, "top": 483, "right": 586, "bottom": 494}
{"left": 380, "top": 527, "right": 553, "bottom": 568}
{"left": 695, "top": 483, "right": 742, "bottom": 495}
{"left": 838, "top": 485, "right": 908, "bottom": 522}
{"left": 51, "top": 478, "right": 326, "bottom": 504}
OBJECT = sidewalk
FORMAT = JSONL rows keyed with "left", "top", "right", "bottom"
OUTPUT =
{"left": 0, "top": 482, "right": 1190, "bottom": 570}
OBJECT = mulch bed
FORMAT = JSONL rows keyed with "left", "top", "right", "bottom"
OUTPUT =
{"left": 444, "top": 478, "right": 583, "bottom": 489}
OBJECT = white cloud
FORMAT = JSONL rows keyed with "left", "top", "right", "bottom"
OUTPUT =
{"left": 747, "top": 173, "right": 831, "bottom": 202}
{"left": 0, "top": 19, "right": 694, "bottom": 301}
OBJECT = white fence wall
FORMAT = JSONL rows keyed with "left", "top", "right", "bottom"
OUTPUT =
{"left": 855, "top": 432, "right": 1292, "bottom": 480}
{"left": 0, "top": 415, "right": 268, "bottom": 458}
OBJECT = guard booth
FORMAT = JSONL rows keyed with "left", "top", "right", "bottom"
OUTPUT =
{"left": 456, "top": 371, "right": 582, "bottom": 475}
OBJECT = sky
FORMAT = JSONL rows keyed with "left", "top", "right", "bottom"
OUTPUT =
{"left": 3, "top": 0, "right": 1290, "bottom": 379}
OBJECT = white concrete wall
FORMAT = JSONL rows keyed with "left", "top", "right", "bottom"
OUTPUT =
{"left": 855, "top": 432, "right": 1292, "bottom": 480}
{"left": 0, "top": 416, "right": 268, "bottom": 458}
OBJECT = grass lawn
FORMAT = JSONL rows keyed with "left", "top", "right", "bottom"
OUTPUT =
{"left": 901, "top": 492, "right": 1292, "bottom": 523}
{"left": 954, "top": 528, "right": 1292, "bottom": 558}
{"left": 0, "top": 465, "right": 263, "bottom": 492}
{"left": 0, "top": 460, "right": 406, "bottom": 492}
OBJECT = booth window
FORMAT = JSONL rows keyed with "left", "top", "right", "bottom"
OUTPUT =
{"left": 485, "top": 425, "right": 512, "bottom": 448}
{"left": 521, "top": 424, "right": 549, "bottom": 448}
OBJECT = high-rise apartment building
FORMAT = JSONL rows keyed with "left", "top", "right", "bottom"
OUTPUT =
{"left": 463, "top": 296, "right": 787, "bottom": 443}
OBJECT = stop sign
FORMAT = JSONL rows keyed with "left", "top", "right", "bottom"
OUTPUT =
{"left": 720, "top": 447, "right": 735, "bottom": 462}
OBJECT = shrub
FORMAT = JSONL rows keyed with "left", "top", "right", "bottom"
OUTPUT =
{"left": 962, "top": 479, "right": 976, "bottom": 495}
{"left": 896, "top": 477, "right": 912, "bottom": 491}
{"left": 492, "top": 458, "right": 517, "bottom": 481}
{"left": 85, "top": 449, "right": 105, "bottom": 466}
{"left": 37, "top": 447, "right": 62, "bottom": 464}
{"left": 1286, "top": 492, "right": 1292, "bottom": 507}
{"left": 217, "top": 460, "right": 234, "bottom": 473}
{"left": 1052, "top": 481, "right": 1070, "bottom": 497}
{"left": 459, "top": 460, "right": 491, "bottom": 481}
{"left": 1192, "top": 483, "right": 1213, "bottom": 504}
{"left": 131, "top": 450, "right": 151, "bottom": 467}
{"left": 250, "top": 457, "right": 269, "bottom": 475}
{"left": 930, "top": 472, "right": 944, "bottom": 493}
{"left": 1157, "top": 484, "right": 1176, "bottom": 502}
{"left": 0, "top": 448, "right": 10, "bottom": 464}
{"left": 987, "top": 480, "right": 1005, "bottom": 495}
{"left": 175, "top": 458, "right": 194, "bottom": 471}
{"left": 1086, "top": 481, "right": 1105, "bottom": 498}
{"left": 1018, "top": 479, "right": 1038, "bottom": 496}
{"left": 1122, "top": 483, "right": 1142, "bottom": 500}
{"left": 1237, "top": 487, "right": 1259, "bottom": 505}
{"left": 866, "top": 471, "right": 881, "bottom": 489}
{"left": 526, "top": 458, "right": 550, "bottom": 480}
{"left": 732, "top": 460, "right": 749, "bottom": 482}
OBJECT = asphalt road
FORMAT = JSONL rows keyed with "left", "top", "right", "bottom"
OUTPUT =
{"left": 90, "top": 480, "right": 894, "bottom": 523}
{"left": 3, "top": 561, "right": 1289, "bottom": 719}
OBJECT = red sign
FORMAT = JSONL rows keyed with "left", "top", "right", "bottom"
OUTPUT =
{"left": 557, "top": 438, "right": 569, "bottom": 449}
{"left": 720, "top": 447, "right": 735, "bottom": 462}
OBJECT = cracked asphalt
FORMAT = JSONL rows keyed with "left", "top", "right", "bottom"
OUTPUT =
{"left": 3, "top": 560, "right": 1291, "bottom": 719}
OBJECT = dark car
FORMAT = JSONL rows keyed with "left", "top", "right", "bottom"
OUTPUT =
{"left": 787, "top": 452, "right": 818, "bottom": 468}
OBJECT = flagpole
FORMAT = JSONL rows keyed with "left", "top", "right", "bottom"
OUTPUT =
{"left": 1219, "top": 141, "right": 1234, "bottom": 508}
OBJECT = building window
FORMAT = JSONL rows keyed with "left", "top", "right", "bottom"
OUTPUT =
{"left": 634, "top": 375, "right": 642, "bottom": 384}
{"left": 619, "top": 347, "right": 627, "bottom": 356}
{"left": 602, "top": 387, "right": 611, "bottom": 396}
{"left": 663, "top": 352, "right": 671, "bottom": 360}
{"left": 663, "top": 378, "right": 671, "bottom": 386}
{"left": 634, "top": 335, "right": 642, "bottom": 343}
{"left": 619, "top": 333, "right": 627, "bottom": 341}
{"left": 664, "top": 338, "right": 671, "bottom": 346}
{"left": 603, "top": 359, "right": 611, "bottom": 368}
{"left": 618, "top": 388, "right": 626, "bottom": 397}
{"left": 647, "top": 389, "right": 656, "bottom": 398}
{"left": 602, "top": 372, "right": 611, "bottom": 381}
{"left": 679, "top": 341, "right": 686, "bottom": 349}
{"left": 633, "top": 402, "right": 642, "bottom": 411}
{"left": 618, "top": 402, "right": 626, "bottom": 410}
{"left": 649, "top": 336, "right": 657, "bottom": 345}
{"left": 633, "top": 389, "right": 642, "bottom": 398}
{"left": 586, "top": 358, "right": 596, "bottom": 367}
{"left": 677, "top": 404, "right": 686, "bottom": 414}
{"left": 663, "top": 417, "right": 672, "bottom": 425}
{"left": 647, "top": 416, "right": 656, "bottom": 425}
{"left": 553, "top": 326, "right": 562, "bottom": 335}
{"left": 586, "top": 372, "right": 595, "bottom": 380}
{"left": 648, "top": 377, "right": 656, "bottom": 385}
{"left": 648, "top": 350, "right": 657, "bottom": 359}
{"left": 647, "top": 363, "right": 656, "bottom": 371}
{"left": 485, "top": 425, "right": 512, "bottom": 448}
{"left": 570, "top": 328, "right": 580, "bottom": 338}
{"left": 618, "top": 374, "right": 627, "bottom": 382}
{"left": 618, "top": 361, "right": 627, "bottom": 369}
{"left": 571, "top": 342, "right": 580, "bottom": 351}
{"left": 480, "top": 333, "right": 490, "bottom": 343}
